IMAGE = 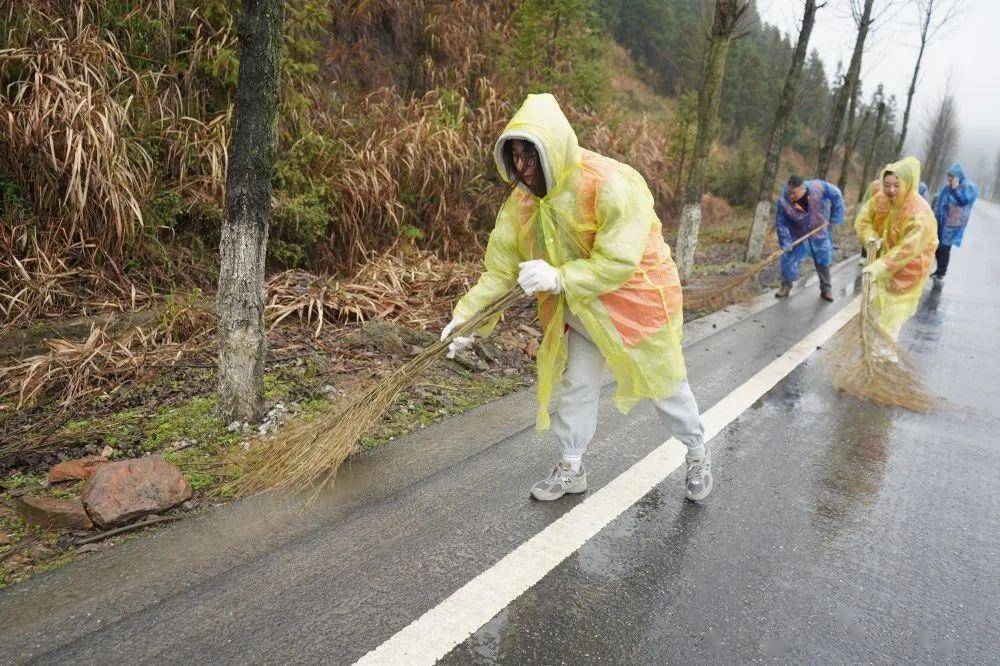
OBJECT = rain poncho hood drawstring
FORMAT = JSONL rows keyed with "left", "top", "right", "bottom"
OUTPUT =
{"left": 453, "top": 94, "right": 687, "bottom": 428}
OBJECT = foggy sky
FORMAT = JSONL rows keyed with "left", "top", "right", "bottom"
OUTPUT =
{"left": 757, "top": 0, "right": 1000, "bottom": 183}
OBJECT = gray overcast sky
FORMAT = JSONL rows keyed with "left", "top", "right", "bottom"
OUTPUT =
{"left": 757, "top": 0, "right": 999, "bottom": 181}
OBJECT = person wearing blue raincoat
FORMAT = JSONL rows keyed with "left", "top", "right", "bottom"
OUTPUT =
{"left": 773, "top": 175, "right": 846, "bottom": 301}
{"left": 931, "top": 163, "right": 978, "bottom": 284}
{"left": 918, "top": 181, "right": 929, "bottom": 201}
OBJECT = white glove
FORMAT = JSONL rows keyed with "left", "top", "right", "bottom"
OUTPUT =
{"left": 517, "top": 260, "right": 563, "bottom": 296}
{"left": 441, "top": 317, "right": 474, "bottom": 359}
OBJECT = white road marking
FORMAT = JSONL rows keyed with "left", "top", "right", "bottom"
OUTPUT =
{"left": 356, "top": 298, "right": 862, "bottom": 665}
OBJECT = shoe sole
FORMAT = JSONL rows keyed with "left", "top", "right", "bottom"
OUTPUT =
{"left": 530, "top": 480, "right": 588, "bottom": 501}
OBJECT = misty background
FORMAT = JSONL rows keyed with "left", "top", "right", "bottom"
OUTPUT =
{"left": 759, "top": 0, "right": 999, "bottom": 186}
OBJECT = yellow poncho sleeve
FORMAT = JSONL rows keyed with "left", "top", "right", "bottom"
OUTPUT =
{"left": 452, "top": 200, "right": 522, "bottom": 336}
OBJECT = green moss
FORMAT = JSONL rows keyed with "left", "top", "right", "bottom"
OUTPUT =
{"left": 1, "top": 473, "right": 45, "bottom": 491}
{"left": 142, "top": 396, "right": 225, "bottom": 451}
{"left": 263, "top": 374, "right": 296, "bottom": 402}
{"left": 60, "top": 408, "right": 143, "bottom": 449}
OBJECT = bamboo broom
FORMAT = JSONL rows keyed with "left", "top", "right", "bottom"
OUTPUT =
{"left": 227, "top": 286, "right": 526, "bottom": 497}
{"left": 824, "top": 239, "right": 935, "bottom": 411}
{"left": 684, "top": 222, "right": 830, "bottom": 311}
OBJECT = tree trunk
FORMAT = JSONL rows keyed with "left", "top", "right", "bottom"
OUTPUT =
{"left": 815, "top": 0, "right": 874, "bottom": 180}
{"left": 835, "top": 83, "right": 863, "bottom": 193}
{"left": 216, "top": 0, "right": 285, "bottom": 423}
{"left": 676, "top": 0, "right": 748, "bottom": 281}
{"left": 922, "top": 92, "right": 960, "bottom": 192}
{"left": 837, "top": 106, "right": 871, "bottom": 195}
{"left": 857, "top": 101, "right": 887, "bottom": 204}
{"left": 745, "top": 0, "right": 818, "bottom": 262}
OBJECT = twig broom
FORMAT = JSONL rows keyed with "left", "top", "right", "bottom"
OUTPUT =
{"left": 684, "top": 223, "right": 830, "bottom": 310}
{"left": 227, "top": 287, "right": 526, "bottom": 497}
{"left": 824, "top": 240, "right": 935, "bottom": 411}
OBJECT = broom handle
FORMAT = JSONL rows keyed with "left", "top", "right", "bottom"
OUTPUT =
{"left": 752, "top": 221, "right": 831, "bottom": 272}
{"left": 780, "top": 220, "right": 829, "bottom": 256}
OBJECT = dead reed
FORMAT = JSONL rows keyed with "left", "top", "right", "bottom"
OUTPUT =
{"left": 824, "top": 241, "right": 936, "bottom": 411}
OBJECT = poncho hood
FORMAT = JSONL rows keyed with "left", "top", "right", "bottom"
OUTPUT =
{"left": 493, "top": 93, "right": 582, "bottom": 196}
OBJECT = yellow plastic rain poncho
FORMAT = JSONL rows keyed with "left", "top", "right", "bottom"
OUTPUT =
{"left": 452, "top": 94, "right": 686, "bottom": 429}
{"left": 854, "top": 156, "right": 939, "bottom": 339}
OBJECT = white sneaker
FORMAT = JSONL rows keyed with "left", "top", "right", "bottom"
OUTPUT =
{"left": 530, "top": 462, "right": 588, "bottom": 501}
{"left": 686, "top": 448, "right": 713, "bottom": 502}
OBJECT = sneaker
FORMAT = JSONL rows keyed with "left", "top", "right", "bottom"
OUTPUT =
{"left": 686, "top": 448, "right": 713, "bottom": 502}
{"left": 774, "top": 283, "right": 791, "bottom": 298}
{"left": 820, "top": 286, "right": 834, "bottom": 302}
{"left": 530, "top": 462, "right": 588, "bottom": 501}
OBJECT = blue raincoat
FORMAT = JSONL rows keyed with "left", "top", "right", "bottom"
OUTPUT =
{"left": 918, "top": 181, "right": 929, "bottom": 200}
{"left": 775, "top": 179, "right": 846, "bottom": 282}
{"left": 934, "top": 163, "right": 979, "bottom": 247}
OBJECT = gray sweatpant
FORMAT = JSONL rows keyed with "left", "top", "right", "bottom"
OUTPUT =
{"left": 552, "top": 317, "right": 705, "bottom": 464}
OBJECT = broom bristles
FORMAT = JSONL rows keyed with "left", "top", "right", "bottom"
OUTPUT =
{"left": 684, "top": 223, "right": 830, "bottom": 311}
{"left": 225, "top": 287, "right": 525, "bottom": 497}
{"left": 825, "top": 240, "right": 935, "bottom": 411}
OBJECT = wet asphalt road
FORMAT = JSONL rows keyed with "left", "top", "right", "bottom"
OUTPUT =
{"left": 1, "top": 203, "right": 998, "bottom": 664}
{"left": 442, "top": 204, "right": 1000, "bottom": 664}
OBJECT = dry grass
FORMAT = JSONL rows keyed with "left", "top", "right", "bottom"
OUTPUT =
{"left": 0, "top": 295, "right": 212, "bottom": 409}
{"left": 0, "top": 252, "right": 474, "bottom": 409}
{"left": 228, "top": 286, "right": 524, "bottom": 498}
{"left": 0, "top": 22, "right": 152, "bottom": 247}
{"left": 824, "top": 242, "right": 936, "bottom": 411}
{"left": 266, "top": 251, "right": 476, "bottom": 335}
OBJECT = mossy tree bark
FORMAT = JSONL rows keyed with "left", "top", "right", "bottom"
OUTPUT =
{"left": 675, "top": 0, "right": 749, "bottom": 282}
{"left": 745, "top": 0, "right": 819, "bottom": 262}
{"left": 216, "top": 0, "right": 285, "bottom": 423}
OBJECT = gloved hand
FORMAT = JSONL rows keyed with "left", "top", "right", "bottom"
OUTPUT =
{"left": 780, "top": 242, "right": 792, "bottom": 252}
{"left": 862, "top": 258, "right": 889, "bottom": 281}
{"left": 864, "top": 238, "right": 882, "bottom": 253}
{"left": 517, "top": 260, "right": 563, "bottom": 296}
{"left": 441, "top": 317, "right": 474, "bottom": 359}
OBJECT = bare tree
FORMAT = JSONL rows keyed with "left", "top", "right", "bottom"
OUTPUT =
{"left": 895, "top": 0, "right": 965, "bottom": 156}
{"left": 835, "top": 82, "right": 864, "bottom": 192}
{"left": 675, "top": 0, "right": 751, "bottom": 281}
{"left": 815, "top": 0, "right": 876, "bottom": 180}
{"left": 837, "top": 103, "right": 872, "bottom": 194}
{"left": 857, "top": 87, "right": 887, "bottom": 203}
{"left": 746, "top": 0, "right": 821, "bottom": 262}
{"left": 921, "top": 90, "right": 960, "bottom": 192}
{"left": 216, "top": 0, "right": 285, "bottom": 423}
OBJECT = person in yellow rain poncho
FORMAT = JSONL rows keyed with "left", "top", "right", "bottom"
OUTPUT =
{"left": 854, "top": 156, "right": 939, "bottom": 341}
{"left": 441, "top": 94, "right": 712, "bottom": 502}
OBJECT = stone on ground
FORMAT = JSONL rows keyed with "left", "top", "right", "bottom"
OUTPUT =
{"left": 16, "top": 495, "right": 94, "bottom": 530}
{"left": 48, "top": 455, "right": 109, "bottom": 484}
{"left": 82, "top": 455, "right": 192, "bottom": 528}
